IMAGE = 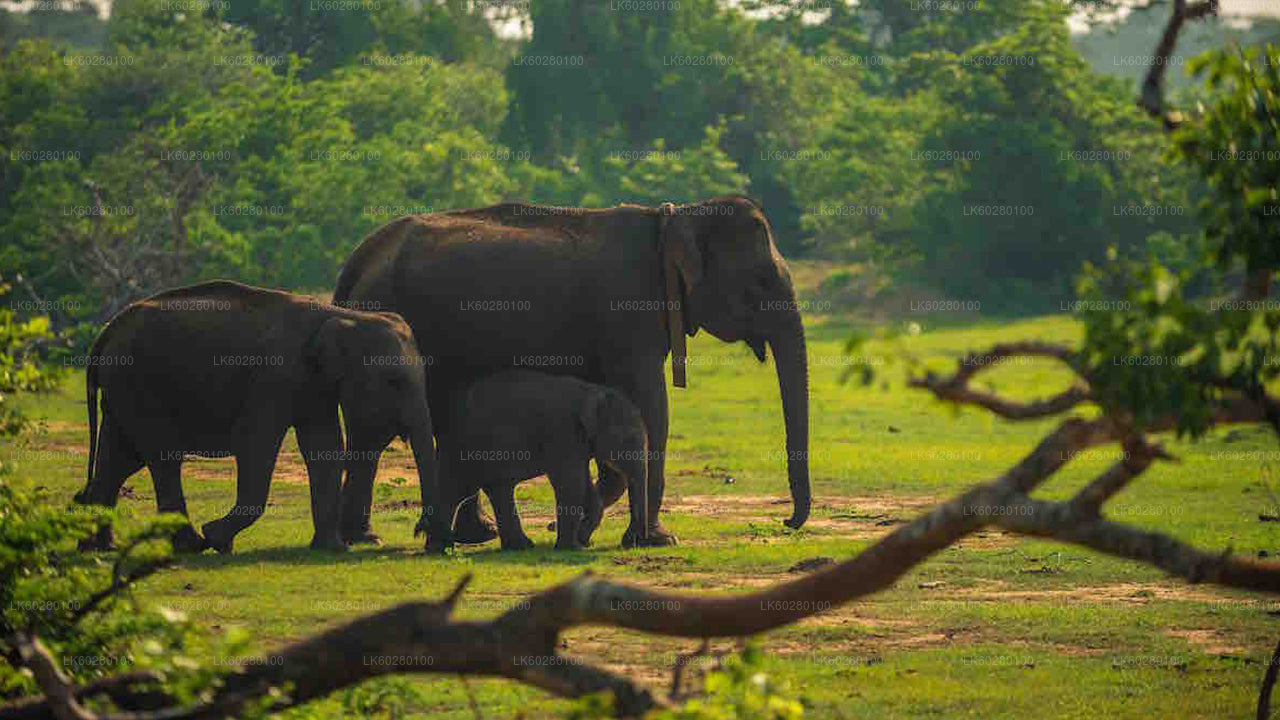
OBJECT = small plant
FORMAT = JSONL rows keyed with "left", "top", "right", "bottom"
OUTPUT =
{"left": 340, "top": 677, "right": 430, "bottom": 719}
{"left": 745, "top": 522, "right": 809, "bottom": 542}
{"left": 567, "top": 643, "right": 804, "bottom": 720}
{"left": 0, "top": 474, "right": 248, "bottom": 707}
{"left": 0, "top": 283, "right": 65, "bottom": 438}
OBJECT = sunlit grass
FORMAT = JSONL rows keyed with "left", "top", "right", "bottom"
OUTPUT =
{"left": 4, "top": 313, "right": 1277, "bottom": 718}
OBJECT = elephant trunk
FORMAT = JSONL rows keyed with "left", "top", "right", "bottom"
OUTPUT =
{"left": 768, "top": 306, "right": 811, "bottom": 529}
{"left": 408, "top": 418, "right": 451, "bottom": 551}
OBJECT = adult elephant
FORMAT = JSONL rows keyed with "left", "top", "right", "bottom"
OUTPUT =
{"left": 333, "top": 195, "right": 811, "bottom": 547}
{"left": 75, "top": 281, "right": 452, "bottom": 553}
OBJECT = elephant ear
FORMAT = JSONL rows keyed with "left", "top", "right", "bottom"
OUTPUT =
{"left": 659, "top": 202, "right": 702, "bottom": 294}
{"left": 304, "top": 316, "right": 356, "bottom": 385}
{"left": 659, "top": 203, "right": 700, "bottom": 388}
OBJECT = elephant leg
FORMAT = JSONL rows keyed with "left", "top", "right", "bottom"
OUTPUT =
{"left": 577, "top": 474, "right": 604, "bottom": 547}
{"left": 339, "top": 426, "right": 385, "bottom": 545}
{"left": 298, "top": 417, "right": 348, "bottom": 553}
{"left": 146, "top": 457, "right": 205, "bottom": 554}
{"left": 485, "top": 483, "right": 533, "bottom": 551}
{"left": 78, "top": 414, "right": 145, "bottom": 551}
{"left": 342, "top": 400, "right": 495, "bottom": 544}
{"left": 451, "top": 494, "right": 498, "bottom": 544}
{"left": 595, "top": 463, "right": 628, "bottom": 509}
{"left": 202, "top": 432, "right": 284, "bottom": 554}
{"left": 608, "top": 365, "right": 677, "bottom": 547}
{"left": 551, "top": 462, "right": 590, "bottom": 551}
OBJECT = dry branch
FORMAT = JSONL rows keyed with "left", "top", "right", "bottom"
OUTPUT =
{"left": 1139, "top": 0, "right": 1220, "bottom": 128}
{"left": 908, "top": 342, "right": 1092, "bottom": 420}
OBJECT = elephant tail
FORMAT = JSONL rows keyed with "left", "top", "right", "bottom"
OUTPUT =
{"left": 81, "top": 358, "right": 99, "bottom": 501}
{"left": 80, "top": 328, "right": 110, "bottom": 500}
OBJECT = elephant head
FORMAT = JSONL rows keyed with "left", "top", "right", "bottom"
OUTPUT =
{"left": 306, "top": 312, "right": 451, "bottom": 547}
{"left": 660, "top": 195, "right": 811, "bottom": 529}
{"left": 580, "top": 386, "right": 649, "bottom": 542}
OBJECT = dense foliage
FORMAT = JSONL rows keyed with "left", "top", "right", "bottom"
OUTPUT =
{"left": 1077, "top": 45, "right": 1280, "bottom": 437}
{"left": 5, "top": 0, "right": 1272, "bottom": 319}
{"left": 0, "top": 282, "right": 63, "bottom": 436}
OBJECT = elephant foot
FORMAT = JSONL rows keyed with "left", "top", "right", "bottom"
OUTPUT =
{"left": 500, "top": 533, "right": 536, "bottom": 551}
{"left": 783, "top": 511, "right": 809, "bottom": 530}
{"left": 554, "top": 537, "right": 586, "bottom": 551}
{"left": 201, "top": 521, "right": 235, "bottom": 555}
{"left": 452, "top": 507, "right": 499, "bottom": 545}
{"left": 77, "top": 527, "right": 115, "bottom": 553}
{"left": 342, "top": 530, "right": 383, "bottom": 546}
{"left": 310, "top": 535, "right": 349, "bottom": 553}
{"left": 171, "top": 525, "right": 208, "bottom": 554}
{"left": 621, "top": 524, "right": 678, "bottom": 548}
{"left": 423, "top": 537, "right": 453, "bottom": 555}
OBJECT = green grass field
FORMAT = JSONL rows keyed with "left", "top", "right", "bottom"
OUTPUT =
{"left": 5, "top": 313, "right": 1279, "bottom": 719}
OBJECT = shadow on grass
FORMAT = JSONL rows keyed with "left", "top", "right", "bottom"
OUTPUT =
{"left": 167, "top": 540, "right": 605, "bottom": 570}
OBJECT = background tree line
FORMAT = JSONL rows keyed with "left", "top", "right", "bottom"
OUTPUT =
{"left": 1, "top": 0, "right": 1277, "bottom": 330}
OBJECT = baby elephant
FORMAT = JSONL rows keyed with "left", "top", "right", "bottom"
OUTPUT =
{"left": 75, "top": 280, "right": 450, "bottom": 554}
{"left": 431, "top": 370, "right": 648, "bottom": 550}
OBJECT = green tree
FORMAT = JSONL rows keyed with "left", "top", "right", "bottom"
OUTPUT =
{"left": 1078, "top": 44, "right": 1280, "bottom": 437}
{"left": 903, "top": 2, "right": 1195, "bottom": 311}
{"left": 219, "top": 0, "right": 502, "bottom": 79}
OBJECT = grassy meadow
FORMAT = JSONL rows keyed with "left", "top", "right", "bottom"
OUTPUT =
{"left": 5, "top": 312, "right": 1278, "bottom": 719}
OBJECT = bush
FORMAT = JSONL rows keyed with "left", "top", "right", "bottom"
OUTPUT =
{"left": 0, "top": 282, "right": 65, "bottom": 437}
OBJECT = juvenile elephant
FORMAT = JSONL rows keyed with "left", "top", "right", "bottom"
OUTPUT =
{"left": 75, "top": 280, "right": 451, "bottom": 554}
{"left": 429, "top": 370, "right": 648, "bottom": 550}
{"left": 334, "top": 196, "right": 811, "bottom": 550}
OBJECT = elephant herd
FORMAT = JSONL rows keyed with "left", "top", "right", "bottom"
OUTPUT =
{"left": 74, "top": 195, "right": 813, "bottom": 554}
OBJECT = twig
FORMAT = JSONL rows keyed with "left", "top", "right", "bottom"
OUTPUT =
{"left": 1258, "top": 637, "right": 1280, "bottom": 720}
{"left": 669, "top": 639, "right": 709, "bottom": 701}
{"left": 1138, "top": 0, "right": 1220, "bottom": 129}
{"left": 70, "top": 532, "right": 173, "bottom": 625}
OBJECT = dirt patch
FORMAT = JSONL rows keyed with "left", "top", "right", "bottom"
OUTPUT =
{"left": 950, "top": 581, "right": 1256, "bottom": 607}
{"left": 668, "top": 494, "right": 940, "bottom": 519}
{"left": 1163, "top": 629, "right": 1247, "bottom": 655}
{"left": 653, "top": 573, "right": 779, "bottom": 590}
{"left": 611, "top": 555, "right": 694, "bottom": 573}
{"left": 563, "top": 633, "right": 690, "bottom": 691}
{"left": 33, "top": 439, "right": 86, "bottom": 457}
{"left": 664, "top": 494, "right": 1028, "bottom": 546}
